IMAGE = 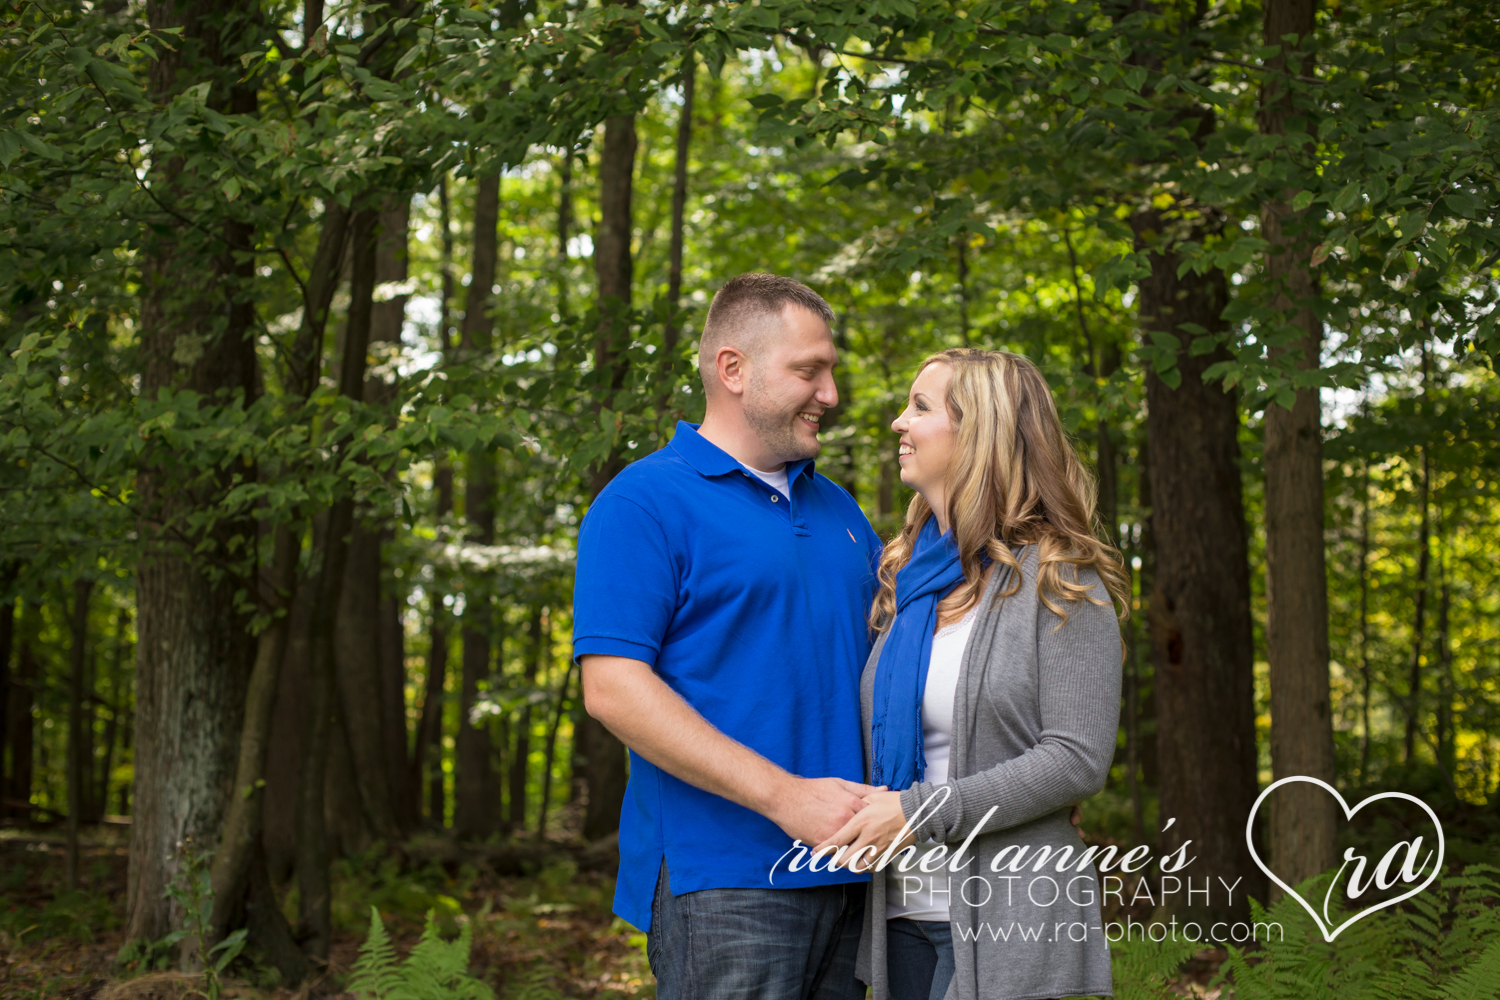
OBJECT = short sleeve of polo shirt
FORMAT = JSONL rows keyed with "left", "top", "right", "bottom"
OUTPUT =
{"left": 572, "top": 493, "right": 677, "bottom": 667}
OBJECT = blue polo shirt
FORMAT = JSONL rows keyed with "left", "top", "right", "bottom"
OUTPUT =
{"left": 572, "top": 421, "right": 882, "bottom": 931}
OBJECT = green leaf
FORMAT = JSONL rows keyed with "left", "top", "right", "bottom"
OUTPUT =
{"left": 1291, "top": 190, "right": 1316, "bottom": 212}
{"left": 14, "top": 129, "right": 64, "bottom": 161}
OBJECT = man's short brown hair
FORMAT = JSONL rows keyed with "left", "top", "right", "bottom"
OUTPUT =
{"left": 697, "top": 273, "right": 835, "bottom": 392}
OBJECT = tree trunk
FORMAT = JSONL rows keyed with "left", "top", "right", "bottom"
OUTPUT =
{"left": 416, "top": 464, "right": 453, "bottom": 826}
{"left": 454, "top": 174, "right": 502, "bottom": 842}
{"left": 664, "top": 52, "right": 694, "bottom": 362}
{"left": 209, "top": 525, "right": 299, "bottom": 946}
{"left": 1260, "top": 0, "right": 1338, "bottom": 889}
{"left": 336, "top": 526, "right": 399, "bottom": 842}
{"left": 536, "top": 658, "right": 574, "bottom": 839}
{"left": 509, "top": 608, "right": 545, "bottom": 830}
{"left": 1436, "top": 548, "right": 1454, "bottom": 777}
{"left": 66, "top": 579, "right": 93, "bottom": 891}
{"left": 1358, "top": 436, "right": 1372, "bottom": 784}
{"left": 127, "top": 0, "right": 260, "bottom": 947}
{"left": 0, "top": 564, "right": 16, "bottom": 809}
{"left": 92, "top": 609, "right": 129, "bottom": 823}
{"left": 295, "top": 207, "right": 377, "bottom": 963}
{"left": 1405, "top": 347, "right": 1432, "bottom": 763}
{"left": 7, "top": 604, "right": 38, "bottom": 821}
{"left": 579, "top": 113, "right": 637, "bottom": 841}
{"left": 1134, "top": 216, "right": 1264, "bottom": 923}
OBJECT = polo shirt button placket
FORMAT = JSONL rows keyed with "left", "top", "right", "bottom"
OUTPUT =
{"left": 770, "top": 495, "right": 778, "bottom": 503}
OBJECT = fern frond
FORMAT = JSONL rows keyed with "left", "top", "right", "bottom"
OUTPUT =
{"left": 1436, "top": 937, "right": 1500, "bottom": 1000}
{"left": 350, "top": 907, "right": 404, "bottom": 1000}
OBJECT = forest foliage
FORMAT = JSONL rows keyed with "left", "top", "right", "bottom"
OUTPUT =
{"left": 2, "top": 0, "right": 1499, "bottom": 993}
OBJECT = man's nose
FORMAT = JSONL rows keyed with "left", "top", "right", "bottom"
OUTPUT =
{"left": 816, "top": 373, "right": 839, "bottom": 408}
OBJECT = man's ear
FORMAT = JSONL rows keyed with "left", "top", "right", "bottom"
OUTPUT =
{"left": 715, "top": 346, "right": 748, "bottom": 397}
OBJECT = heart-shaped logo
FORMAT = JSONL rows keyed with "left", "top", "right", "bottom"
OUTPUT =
{"left": 1245, "top": 776, "right": 1445, "bottom": 942}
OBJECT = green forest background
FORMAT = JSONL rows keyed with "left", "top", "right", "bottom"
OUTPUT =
{"left": 2, "top": 0, "right": 1499, "bottom": 997}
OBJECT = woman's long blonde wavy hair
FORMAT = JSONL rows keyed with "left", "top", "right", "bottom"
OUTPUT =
{"left": 870, "top": 349, "right": 1130, "bottom": 634}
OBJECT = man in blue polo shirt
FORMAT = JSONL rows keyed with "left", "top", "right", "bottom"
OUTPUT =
{"left": 574, "top": 273, "right": 882, "bottom": 999}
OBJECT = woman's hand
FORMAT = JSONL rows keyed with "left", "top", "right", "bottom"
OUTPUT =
{"left": 814, "top": 790, "right": 916, "bottom": 873}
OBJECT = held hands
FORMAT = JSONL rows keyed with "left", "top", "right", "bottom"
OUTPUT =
{"left": 810, "top": 795, "right": 1086, "bottom": 873}
{"left": 766, "top": 776, "right": 885, "bottom": 846}
{"left": 814, "top": 790, "right": 915, "bottom": 873}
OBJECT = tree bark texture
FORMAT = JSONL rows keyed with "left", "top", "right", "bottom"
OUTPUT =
{"left": 664, "top": 53, "right": 694, "bottom": 361}
{"left": 1260, "top": 0, "right": 1338, "bottom": 889}
{"left": 580, "top": 113, "right": 637, "bottom": 841}
{"left": 336, "top": 527, "right": 400, "bottom": 842}
{"left": 209, "top": 525, "right": 299, "bottom": 946}
{"left": 454, "top": 175, "right": 502, "bottom": 841}
{"left": 294, "top": 207, "right": 377, "bottom": 962}
{"left": 66, "top": 579, "right": 93, "bottom": 891}
{"left": 0, "top": 564, "right": 15, "bottom": 799}
{"left": 6, "top": 604, "right": 38, "bottom": 820}
{"left": 509, "top": 608, "right": 545, "bottom": 829}
{"left": 128, "top": 0, "right": 261, "bottom": 946}
{"left": 1135, "top": 220, "right": 1264, "bottom": 923}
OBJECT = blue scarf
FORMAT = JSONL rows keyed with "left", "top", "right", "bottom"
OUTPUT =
{"left": 870, "top": 517, "right": 969, "bottom": 791}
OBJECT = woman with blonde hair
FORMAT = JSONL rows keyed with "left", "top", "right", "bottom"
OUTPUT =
{"left": 821, "top": 348, "right": 1128, "bottom": 1000}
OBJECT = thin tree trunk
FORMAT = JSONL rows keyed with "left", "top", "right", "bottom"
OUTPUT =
{"left": 416, "top": 466, "right": 453, "bottom": 826}
{"left": 417, "top": 180, "right": 456, "bottom": 827}
{"left": 1134, "top": 211, "right": 1263, "bottom": 924}
{"left": 1435, "top": 528, "right": 1454, "bottom": 777}
{"left": 536, "top": 658, "right": 574, "bottom": 840}
{"left": 208, "top": 525, "right": 299, "bottom": 941}
{"left": 93, "top": 609, "right": 129, "bottom": 822}
{"left": 1406, "top": 348, "right": 1432, "bottom": 763}
{"left": 454, "top": 174, "right": 502, "bottom": 842}
{"left": 295, "top": 207, "right": 378, "bottom": 963}
{"left": 663, "top": 52, "right": 694, "bottom": 363}
{"left": 956, "top": 235, "right": 970, "bottom": 346}
{"left": 509, "top": 608, "right": 545, "bottom": 830}
{"left": 0, "top": 563, "right": 16, "bottom": 808}
{"left": 7, "top": 607, "right": 35, "bottom": 818}
{"left": 1358, "top": 432, "right": 1372, "bottom": 783}
{"left": 579, "top": 113, "right": 638, "bottom": 842}
{"left": 556, "top": 154, "right": 573, "bottom": 317}
{"left": 66, "top": 579, "right": 93, "bottom": 890}
{"left": 1261, "top": 0, "right": 1338, "bottom": 889}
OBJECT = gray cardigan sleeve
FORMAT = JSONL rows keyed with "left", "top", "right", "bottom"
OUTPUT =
{"left": 898, "top": 567, "right": 1123, "bottom": 844}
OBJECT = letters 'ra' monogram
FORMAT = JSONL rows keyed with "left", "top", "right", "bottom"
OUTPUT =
{"left": 1245, "top": 776, "right": 1445, "bottom": 943}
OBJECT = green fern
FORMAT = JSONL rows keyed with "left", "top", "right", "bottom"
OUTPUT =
{"left": 1435, "top": 937, "right": 1500, "bottom": 1000}
{"left": 1109, "top": 934, "right": 1201, "bottom": 1000}
{"left": 349, "top": 907, "right": 495, "bottom": 1000}
{"left": 1219, "top": 866, "right": 1500, "bottom": 1000}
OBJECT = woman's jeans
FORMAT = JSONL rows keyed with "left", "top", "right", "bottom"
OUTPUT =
{"left": 887, "top": 917, "right": 954, "bottom": 1000}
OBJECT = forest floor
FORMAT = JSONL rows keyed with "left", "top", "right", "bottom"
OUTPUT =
{"left": 0, "top": 822, "right": 1242, "bottom": 1000}
{"left": 0, "top": 825, "right": 652, "bottom": 999}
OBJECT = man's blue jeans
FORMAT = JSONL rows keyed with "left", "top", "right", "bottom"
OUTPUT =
{"left": 647, "top": 862, "right": 868, "bottom": 1000}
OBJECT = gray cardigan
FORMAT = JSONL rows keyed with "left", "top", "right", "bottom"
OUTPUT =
{"left": 855, "top": 545, "right": 1121, "bottom": 1000}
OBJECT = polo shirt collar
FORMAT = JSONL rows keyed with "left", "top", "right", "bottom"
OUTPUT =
{"left": 669, "top": 421, "right": 817, "bottom": 483}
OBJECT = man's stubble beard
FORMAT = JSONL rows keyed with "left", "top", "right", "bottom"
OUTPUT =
{"left": 743, "top": 371, "right": 820, "bottom": 464}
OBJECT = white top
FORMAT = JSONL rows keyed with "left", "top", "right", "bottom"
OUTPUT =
{"left": 886, "top": 605, "right": 978, "bottom": 922}
{"left": 743, "top": 463, "right": 790, "bottom": 499}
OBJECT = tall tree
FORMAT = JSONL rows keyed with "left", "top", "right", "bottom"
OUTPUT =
{"left": 65, "top": 578, "right": 93, "bottom": 891}
{"left": 125, "top": 0, "right": 261, "bottom": 946}
{"left": 1260, "top": 0, "right": 1338, "bottom": 888}
{"left": 295, "top": 207, "right": 379, "bottom": 962}
{"left": 1136, "top": 215, "right": 1265, "bottom": 923}
{"left": 334, "top": 196, "right": 409, "bottom": 846}
{"left": 454, "top": 174, "right": 502, "bottom": 841}
{"left": 578, "top": 112, "right": 637, "bottom": 841}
